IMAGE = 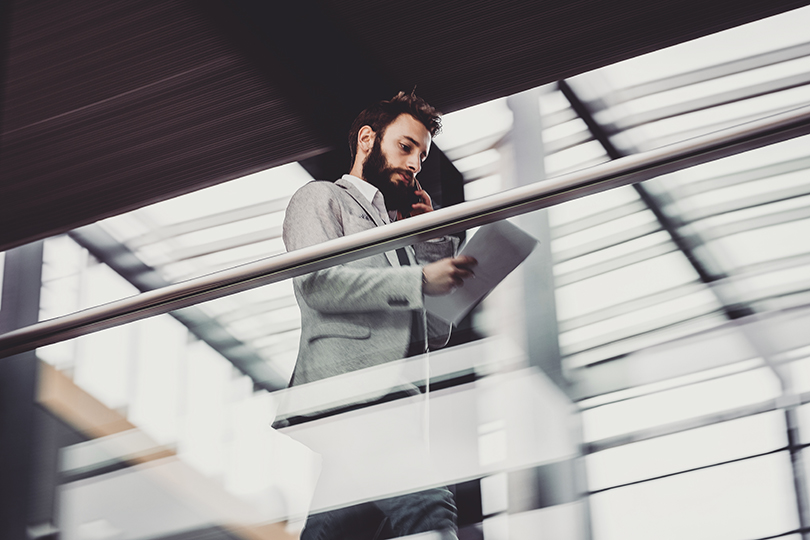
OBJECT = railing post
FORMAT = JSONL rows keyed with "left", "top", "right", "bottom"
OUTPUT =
{"left": 0, "top": 242, "right": 45, "bottom": 540}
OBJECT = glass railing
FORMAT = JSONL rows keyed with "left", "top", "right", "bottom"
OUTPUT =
{"left": 4, "top": 103, "right": 810, "bottom": 540}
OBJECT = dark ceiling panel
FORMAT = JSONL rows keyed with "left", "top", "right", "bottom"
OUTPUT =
{"left": 4, "top": 2, "right": 220, "bottom": 130}
{"left": 2, "top": 0, "right": 809, "bottom": 252}
{"left": 323, "top": 0, "right": 810, "bottom": 113}
{"left": 199, "top": 1, "right": 464, "bottom": 207}
{"left": 1, "top": 0, "right": 328, "bottom": 251}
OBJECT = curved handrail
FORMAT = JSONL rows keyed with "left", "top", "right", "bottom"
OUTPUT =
{"left": 2, "top": 104, "right": 810, "bottom": 358}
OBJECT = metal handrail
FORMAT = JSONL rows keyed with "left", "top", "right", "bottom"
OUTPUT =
{"left": 2, "top": 104, "right": 810, "bottom": 358}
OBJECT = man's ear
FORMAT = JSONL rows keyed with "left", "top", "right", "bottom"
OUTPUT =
{"left": 357, "top": 125, "right": 375, "bottom": 154}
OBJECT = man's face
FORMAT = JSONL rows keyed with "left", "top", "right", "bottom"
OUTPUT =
{"left": 362, "top": 113, "right": 432, "bottom": 215}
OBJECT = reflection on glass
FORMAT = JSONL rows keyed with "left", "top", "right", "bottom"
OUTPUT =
{"left": 32, "top": 222, "right": 581, "bottom": 539}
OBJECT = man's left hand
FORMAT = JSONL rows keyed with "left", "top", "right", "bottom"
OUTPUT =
{"left": 409, "top": 187, "right": 433, "bottom": 216}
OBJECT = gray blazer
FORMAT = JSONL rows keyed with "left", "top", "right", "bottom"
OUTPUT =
{"left": 282, "top": 176, "right": 457, "bottom": 386}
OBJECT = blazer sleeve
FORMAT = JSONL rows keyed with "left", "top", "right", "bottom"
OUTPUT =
{"left": 283, "top": 182, "right": 424, "bottom": 313}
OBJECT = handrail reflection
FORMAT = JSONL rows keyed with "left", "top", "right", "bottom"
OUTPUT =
{"left": 2, "top": 104, "right": 810, "bottom": 358}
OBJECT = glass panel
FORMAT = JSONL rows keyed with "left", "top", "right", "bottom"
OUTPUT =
{"left": 794, "top": 401, "right": 810, "bottom": 445}
{"left": 559, "top": 288, "right": 724, "bottom": 353}
{"left": 577, "top": 359, "right": 765, "bottom": 410}
{"left": 577, "top": 11, "right": 810, "bottom": 92}
{"left": 572, "top": 5, "right": 810, "bottom": 154}
{"left": 40, "top": 236, "right": 86, "bottom": 321}
{"left": 39, "top": 235, "right": 138, "bottom": 325}
{"left": 691, "top": 195, "right": 810, "bottom": 235}
{"left": 556, "top": 252, "right": 700, "bottom": 319}
{"left": 545, "top": 140, "right": 608, "bottom": 177}
{"left": 33, "top": 215, "right": 580, "bottom": 540}
{"left": 611, "top": 86, "right": 810, "bottom": 153}
{"left": 464, "top": 174, "right": 504, "bottom": 201}
{"left": 657, "top": 134, "right": 810, "bottom": 192}
{"left": 707, "top": 219, "right": 810, "bottom": 271}
{"left": 615, "top": 56, "right": 810, "bottom": 116}
{"left": 40, "top": 318, "right": 315, "bottom": 538}
{"left": 581, "top": 368, "right": 782, "bottom": 442}
{"left": 788, "top": 353, "right": 810, "bottom": 401}
{"left": 35, "top": 163, "right": 313, "bottom": 319}
{"left": 587, "top": 411, "right": 787, "bottom": 491}
{"left": 733, "top": 265, "right": 810, "bottom": 309}
{"left": 543, "top": 117, "right": 589, "bottom": 144}
{"left": 590, "top": 452, "right": 799, "bottom": 540}
{"left": 550, "top": 130, "right": 810, "bottom": 368}
{"left": 27, "top": 207, "right": 802, "bottom": 539}
{"left": 437, "top": 97, "right": 513, "bottom": 152}
{"left": 551, "top": 210, "right": 659, "bottom": 255}
{"left": 506, "top": 502, "right": 588, "bottom": 540}
{"left": 676, "top": 168, "right": 809, "bottom": 211}
{"left": 548, "top": 185, "right": 641, "bottom": 228}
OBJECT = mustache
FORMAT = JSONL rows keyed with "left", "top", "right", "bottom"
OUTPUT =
{"left": 391, "top": 168, "right": 415, "bottom": 183}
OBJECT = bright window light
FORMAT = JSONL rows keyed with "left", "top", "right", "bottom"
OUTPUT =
{"left": 590, "top": 452, "right": 799, "bottom": 540}
{"left": 581, "top": 368, "right": 782, "bottom": 442}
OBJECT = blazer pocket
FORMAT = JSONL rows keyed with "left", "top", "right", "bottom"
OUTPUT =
{"left": 308, "top": 322, "right": 372, "bottom": 342}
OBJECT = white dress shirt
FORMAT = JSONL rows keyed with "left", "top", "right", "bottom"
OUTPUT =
{"left": 341, "top": 174, "right": 418, "bottom": 266}
{"left": 341, "top": 174, "right": 397, "bottom": 224}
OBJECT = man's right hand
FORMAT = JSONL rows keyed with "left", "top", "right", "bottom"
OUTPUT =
{"left": 422, "top": 256, "right": 478, "bottom": 296}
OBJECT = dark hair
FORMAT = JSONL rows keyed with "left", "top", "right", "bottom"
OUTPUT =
{"left": 348, "top": 91, "right": 442, "bottom": 165}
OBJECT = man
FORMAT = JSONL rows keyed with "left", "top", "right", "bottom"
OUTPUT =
{"left": 283, "top": 92, "right": 476, "bottom": 386}
{"left": 282, "top": 92, "right": 475, "bottom": 539}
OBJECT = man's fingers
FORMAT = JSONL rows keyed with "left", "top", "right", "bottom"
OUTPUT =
{"left": 453, "top": 256, "right": 477, "bottom": 266}
{"left": 452, "top": 257, "right": 477, "bottom": 277}
{"left": 454, "top": 267, "right": 474, "bottom": 279}
{"left": 411, "top": 191, "right": 433, "bottom": 213}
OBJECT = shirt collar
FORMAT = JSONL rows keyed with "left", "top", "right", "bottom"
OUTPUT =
{"left": 341, "top": 174, "right": 378, "bottom": 205}
{"left": 341, "top": 174, "right": 398, "bottom": 222}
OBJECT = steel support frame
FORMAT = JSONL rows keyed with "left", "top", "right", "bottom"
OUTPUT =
{"left": 557, "top": 80, "right": 753, "bottom": 318}
{"left": 558, "top": 78, "right": 810, "bottom": 539}
{"left": 505, "top": 90, "right": 565, "bottom": 386}
{"left": 0, "top": 242, "right": 45, "bottom": 540}
{"left": 506, "top": 88, "right": 593, "bottom": 540}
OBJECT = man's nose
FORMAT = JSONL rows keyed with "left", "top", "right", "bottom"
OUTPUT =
{"left": 407, "top": 154, "right": 421, "bottom": 174}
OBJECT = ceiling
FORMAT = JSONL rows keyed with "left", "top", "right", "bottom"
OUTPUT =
{"left": 2, "top": 0, "right": 809, "bottom": 252}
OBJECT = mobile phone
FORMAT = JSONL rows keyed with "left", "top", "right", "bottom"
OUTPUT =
{"left": 402, "top": 182, "right": 423, "bottom": 218}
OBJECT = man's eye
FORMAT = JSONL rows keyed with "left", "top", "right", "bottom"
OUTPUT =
{"left": 400, "top": 143, "right": 410, "bottom": 151}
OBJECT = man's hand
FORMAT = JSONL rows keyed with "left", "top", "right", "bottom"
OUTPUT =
{"left": 409, "top": 186, "right": 433, "bottom": 216}
{"left": 422, "top": 256, "right": 477, "bottom": 296}
{"left": 397, "top": 179, "right": 432, "bottom": 220}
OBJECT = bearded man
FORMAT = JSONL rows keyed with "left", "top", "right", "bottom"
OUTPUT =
{"left": 282, "top": 92, "right": 475, "bottom": 539}
{"left": 283, "top": 92, "right": 475, "bottom": 386}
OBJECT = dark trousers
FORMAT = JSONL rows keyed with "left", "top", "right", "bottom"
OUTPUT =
{"left": 302, "top": 487, "right": 458, "bottom": 540}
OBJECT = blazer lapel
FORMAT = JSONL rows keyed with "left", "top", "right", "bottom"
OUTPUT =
{"left": 335, "top": 177, "right": 401, "bottom": 268}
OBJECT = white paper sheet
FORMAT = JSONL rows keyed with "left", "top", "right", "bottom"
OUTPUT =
{"left": 425, "top": 220, "right": 538, "bottom": 324}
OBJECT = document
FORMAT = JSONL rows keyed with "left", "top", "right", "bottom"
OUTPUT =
{"left": 425, "top": 219, "right": 538, "bottom": 324}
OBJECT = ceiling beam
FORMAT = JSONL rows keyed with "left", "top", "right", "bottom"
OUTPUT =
{"left": 558, "top": 79, "right": 755, "bottom": 320}
{"left": 69, "top": 225, "right": 287, "bottom": 391}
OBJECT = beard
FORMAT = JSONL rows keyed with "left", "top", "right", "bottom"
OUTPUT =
{"left": 362, "top": 137, "right": 417, "bottom": 216}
